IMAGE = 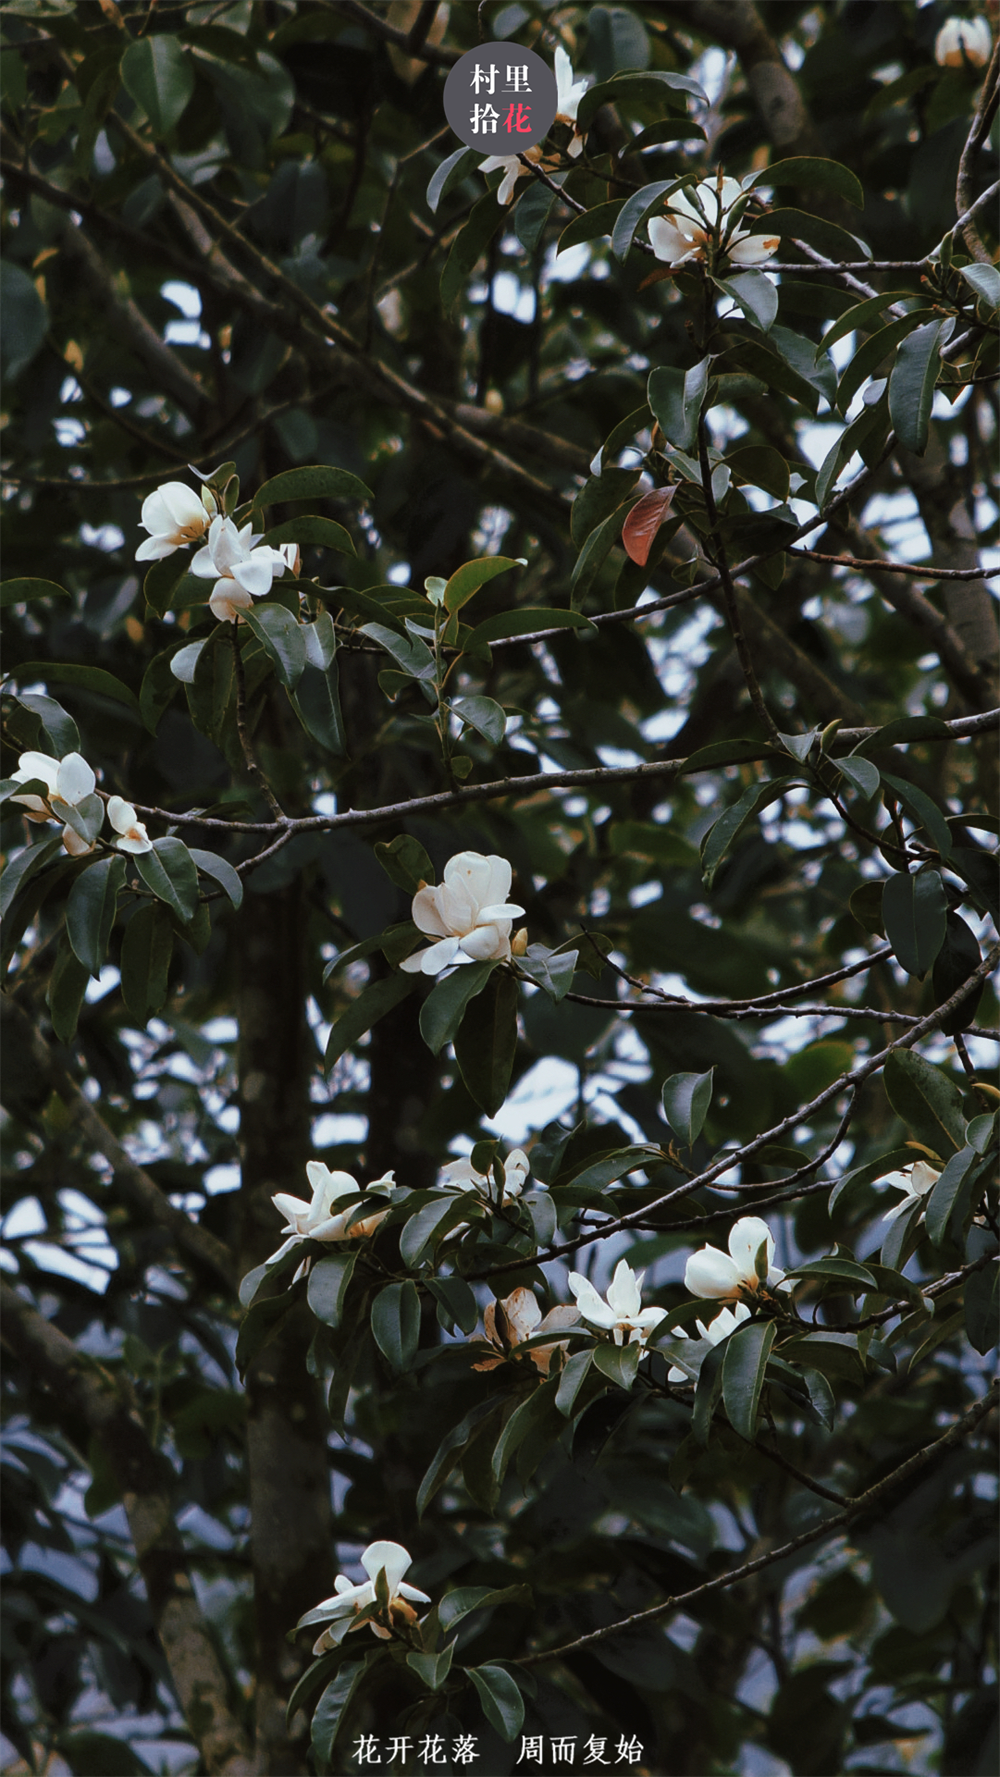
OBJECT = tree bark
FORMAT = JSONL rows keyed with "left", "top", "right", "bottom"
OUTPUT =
{"left": 237, "top": 880, "right": 335, "bottom": 1774}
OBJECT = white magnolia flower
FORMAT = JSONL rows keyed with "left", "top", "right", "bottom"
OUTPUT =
{"left": 268, "top": 1160, "right": 394, "bottom": 1280}
{"left": 568, "top": 1259, "right": 668, "bottom": 1348}
{"left": 666, "top": 1301, "right": 751, "bottom": 1383}
{"left": 136, "top": 481, "right": 215, "bottom": 562}
{"left": 107, "top": 795, "right": 152, "bottom": 855}
{"left": 299, "top": 1541, "right": 430, "bottom": 1653}
{"left": 649, "top": 174, "right": 780, "bottom": 269}
{"left": 555, "top": 46, "right": 588, "bottom": 156}
{"left": 684, "top": 1215, "right": 790, "bottom": 1302}
{"left": 471, "top": 1286, "right": 581, "bottom": 1375}
{"left": 875, "top": 1159, "right": 941, "bottom": 1225}
{"left": 438, "top": 1146, "right": 530, "bottom": 1205}
{"left": 935, "top": 16, "right": 992, "bottom": 67}
{"left": 190, "top": 515, "right": 292, "bottom": 623}
{"left": 479, "top": 143, "right": 547, "bottom": 205}
{"left": 399, "top": 851, "right": 524, "bottom": 975}
{"left": 11, "top": 750, "right": 98, "bottom": 857}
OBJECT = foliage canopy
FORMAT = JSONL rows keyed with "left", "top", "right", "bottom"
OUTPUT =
{"left": 1, "top": 2, "right": 998, "bottom": 1775}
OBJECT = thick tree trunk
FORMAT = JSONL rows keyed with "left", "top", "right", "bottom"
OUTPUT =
{"left": 238, "top": 880, "right": 335, "bottom": 1774}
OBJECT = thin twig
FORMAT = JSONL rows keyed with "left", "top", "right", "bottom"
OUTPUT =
{"left": 230, "top": 623, "right": 287, "bottom": 824}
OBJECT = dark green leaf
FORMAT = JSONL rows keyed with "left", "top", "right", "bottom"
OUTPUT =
{"left": 188, "top": 848, "right": 243, "bottom": 909}
{"left": 1, "top": 578, "right": 71, "bottom": 608}
{"left": 692, "top": 1336, "right": 726, "bottom": 1445}
{"left": 133, "top": 838, "right": 200, "bottom": 924}
{"left": 418, "top": 959, "right": 497, "bottom": 1055}
{"left": 786, "top": 1257, "right": 878, "bottom": 1290}
{"left": 14, "top": 662, "right": 139, "bottom": 714}
{"left": 880, "top": 772, "right": 953, "bottom": 858}
{"left": 371, "top": 1281, "right": 421, "bottom": 1371}
{"left": 450, "top": 694, "right": 506, "bottom": 746}
{"left": 324, "top": 971, "right": 414, "bottom": 1071}
{"left": 0, "top": 259, "right": 48, "bottom": 379}
{"left": 454, "top": 967, "right": 518, "bottom": 1115}
{"left": 399, "top": 1192, "right": 474, "bottom": 1270}
{"left": 753, "top": 156, "right": 864, "bottom": 208}
{"left": 883, "top": 1050, "right": 966, "bottom": 1157}
{"left": 291, "top": 661, "right": 347, "bottom": 756}
{"left": 120, "top": 902, "right": 173, "bottom": 1022}
{"left": 571, "top": 469, "right": 643, "bottom": 547}
{"left": 310, "top": 1659, "right": 370, "bottom": 1770}
{"left": 306, "top": 1252, "right": 358, "bottom": 1329}
{"left": 611, "top": 178, "right": 679, "bottom": 261}
{"left": 661, "top": 1068, "right": 714, "bottom": 1146}
{"left": 0, "top": 836, "right": 62, "bottom": 919}
{"left": 444, "top": 555, "right": 524, "bottom": 615}
{"left": 888, "top": 320, "right": 945, "bottom": 455}
{"left": 441, "top": 191, "right": 507, "bottom": 311}
{"left": 717, "top": 269, "right": 778, "bottom": 332}
{"left": 254, "top": 464, "right": 372, "bottom": 508}
{"left": 648, "top": 358, "right": 710, "bottom": 453}
{"left": 701, "top": 778, "right": 797, "bottom": 888}
{"left": 726, "top": 444, "right": 789, "bottom": 500}
{"left": 924, "top": 1145, "right": 977, "bottom": 1247}
{"left": 882, "top": 868, "right": 948, "bottom": 979}
{"left": 47, "top": 945, "right": 90, "bottom": 1045}
{"left": 577, "top": 69, "right": 705, "bottom": 134}
{"left": 122, "top": 35, "right": 193, "bottom": 132}
{"left": 837, "top": 756, "right": 880, "bottom": 799}
{"left": 240, "top": 603, "right": 307, "bottom": 690}
{"left": 467, "top": 1664, "right": 525, "bottom": 1743}
{"left": 416, "top": 1399, "right": 502, "bottom": 1517}
{"left": 406, "top": 1644, "right": 455, "bottom": 1691}
{"left": 965, "top": 1259, "right": 999, "bottom": 1355}
{"left": 933, "top": 911, "right": 984, "bottom": 1035}
{"left": 14, "top": 692, "right": 79, "bottom": 756}
{"left": 66, "top": 855, "right": 125, "bottom": 978}
{"left": 593, "top": 1341, "right": 641, "bottom": 1390}
{"left": 722, "top": 1319, "right": 775, "bottom": 1440}
{"left": 426, "top": 144, "right": 480, "bottom": 213}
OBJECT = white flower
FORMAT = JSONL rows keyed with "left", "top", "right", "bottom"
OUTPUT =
{"left": 649, "top": 174, "right": 780, "bottom": 269}
{"left": 136, "top": 481, "right": 215, "bottom": 562}
{"left": 107, "top": 795, "right": 152, "bottom": 855}
{"left": 875, "top": 1159, "right": 941, "bottom": 1225}
{"left": 298, "top": 1541, "right": 430, "bottom": 1653}
{"left": 439, "top": 1147, "right": 530, "bottom": 1205}
{"left": 935, "top": 17, "right": 992, "bottom": 67}
{"left": 568, "top": 1259, "right": 668, "bottom": 1348}
{"left": 268, "top": 1160, "right": 395, "bottom": 1280}
{"left": 684, "top": 1215, "right": 790, "bottom": 1302}
{"left": 555, "top": 46, "right": 588, "bottom": 157}
{"left": 479, "top": 143, "right": 546, "bottom": 205}
{"left": 399, "top": 851, "right": 524, "bottom": 975}
{"left": 471, "top": 1286, "right": 581, "bottom": 1375}
{"left": 666, "top": 1301, "right": 751, "bottom": 1383}
{"left": 11, "top": 750, "right": 98, "bottom": 857}
{"left": 190, "top": 515, "right": 292, "bottom": 623}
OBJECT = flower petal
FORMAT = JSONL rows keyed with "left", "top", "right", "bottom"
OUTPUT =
{"left": 684, "top": 1245, "right": 743, "bottom": 1300}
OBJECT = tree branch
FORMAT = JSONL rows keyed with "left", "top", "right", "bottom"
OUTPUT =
{"left": 956, "top": 38, "right": 1000, "bottom": 262}
{"left": 0, "top": 996, "right": 236, "bottom": 1291}
{"left": 0, "top": 1282, "right": 254, "bottom": 1774}
{"left": 515, "top": 1381, "right": 998, "bottom": 1665}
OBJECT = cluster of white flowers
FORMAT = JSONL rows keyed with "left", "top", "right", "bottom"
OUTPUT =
{"left": 267, "top": 1160, "right": 396, "bottom": 1280}
{"left": 479, "top": 47, "right": 588, "bottom": 204}
{"left": 298, "top": 1540, "right": 430, "bottom": 1653}
{"left": 935, "top": 16, "right": 991, "bottom": 67}
{"left": 649, "top": 175, "right": 780, "bottom": 270}
{"left": 11, "top": 751, "right": 151, "bottom": 857}
{"left": 400, "top": 851, "right": 525, "bottom": 975}
{"left": 136, "top": 480, "right": 299, "bottom": 624}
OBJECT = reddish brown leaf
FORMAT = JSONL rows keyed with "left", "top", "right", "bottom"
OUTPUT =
{"left": 622, "top": 485, "right": 677, "bottom": 565}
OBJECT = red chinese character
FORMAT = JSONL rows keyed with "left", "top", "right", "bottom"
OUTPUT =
{"left": 503, "top": 102, "right": 532, "bottom": 134}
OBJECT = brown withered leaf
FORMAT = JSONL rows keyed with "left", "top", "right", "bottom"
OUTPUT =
{"left": 622, "top": 485, "right": 678, "bottom": 566}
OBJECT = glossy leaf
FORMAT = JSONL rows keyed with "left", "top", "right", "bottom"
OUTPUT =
{"left": 418, "top": 959, "right": 497, "bottom": 1055}
{"left": 661, "top": 1068, "right": 714, "bottom": 1146}
{"left": 466, "top": 1664, "right": 524, "bottom": 1743}
{"left": 133, "top": 838, "right": 200, "bottom": 924}
{"left": 881, "top": 868, "right": 948, "bottom": 979}
{"left": 371, "top": 1281, "right": 421, "bottom": 1371}
{"left": 883, "top": 1050, "right": 966, "bottom": 1156}
{"left": 66, "top": 855, "right": 125, "bottom": 978}
{"left": 722, "top": 1320, "right": 776, "bottom": 1441}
